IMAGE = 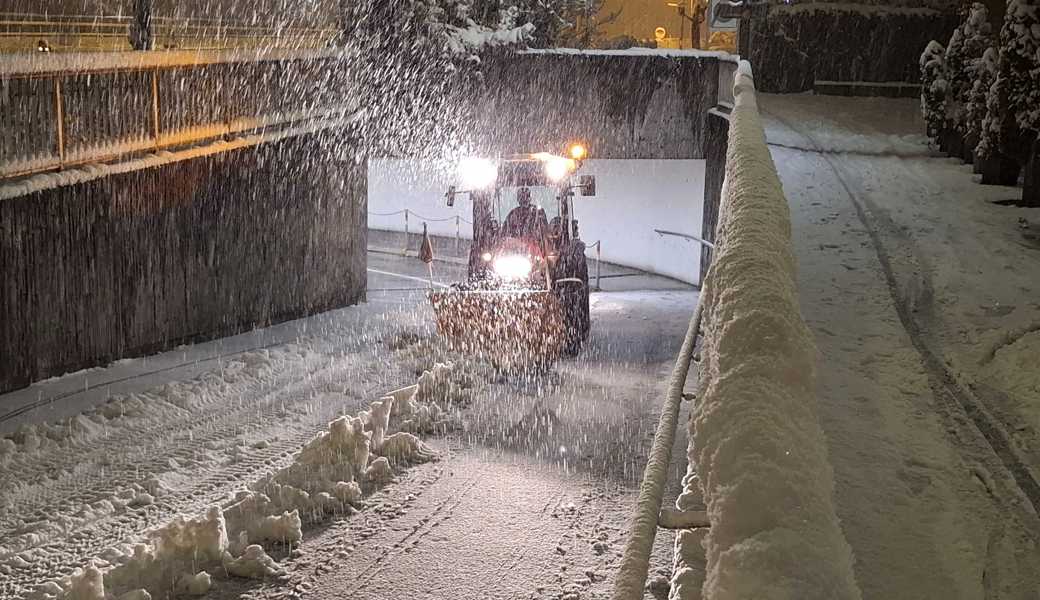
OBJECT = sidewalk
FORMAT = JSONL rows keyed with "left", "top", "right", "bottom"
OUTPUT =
{"left": 761, "top": 93, "right": 1040, "bottom": 599}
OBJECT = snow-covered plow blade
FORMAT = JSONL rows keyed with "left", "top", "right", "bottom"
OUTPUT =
{"left": 428, "top": 289, "right": 566, "bottom": 369}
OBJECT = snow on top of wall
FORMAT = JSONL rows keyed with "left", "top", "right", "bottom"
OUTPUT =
{"left": 772, "top": 1, "right": 951, "bottom": 17}
{"left": 682, "top": 60, "right": 863, "bottom": 599}
{"left": 0, "top": 47, "right": 344, "bottom": 77}
{"left": 522, "top": 47, "right": 732, "bottom": 59}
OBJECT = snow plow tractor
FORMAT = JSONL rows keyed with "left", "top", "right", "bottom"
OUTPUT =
{"left": 429, "top": 146, "right": 597, "bottom": 369}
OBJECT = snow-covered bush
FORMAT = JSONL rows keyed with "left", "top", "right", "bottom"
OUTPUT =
{"left": 945, "top": 3, "right": 995, "bottom": 133}
{"left": 920, "top": 40, "right": 949, "bottom": 141}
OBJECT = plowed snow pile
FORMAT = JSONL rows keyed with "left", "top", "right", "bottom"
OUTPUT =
{"left": 28, "top": 363, "right": 464, "bottom": 600}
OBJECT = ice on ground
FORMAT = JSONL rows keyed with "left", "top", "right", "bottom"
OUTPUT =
{"left": 63, "top": 565, "right": 104, "bottom": 600}
{"left": 222, "top": 545, "right": 284, "bottom": 579}
{"left": 365, "top": 456, "right": 394, "bottom": 482}
{"left": 669, "top": 528, "right": 708, "bottom": 600}
{"left": 174, "top": 571, "right": 211, "bottom": 596}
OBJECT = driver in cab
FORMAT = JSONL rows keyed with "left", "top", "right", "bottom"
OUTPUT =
{"left": 502, "top": 187, "right": 548, "bottom": 240}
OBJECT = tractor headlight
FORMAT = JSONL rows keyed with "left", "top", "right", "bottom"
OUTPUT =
{"left": 459, "top": 158, "right": 498, "bottom": 190}
{"left": 493, "top": 254, "right": 533, "bottom": 280}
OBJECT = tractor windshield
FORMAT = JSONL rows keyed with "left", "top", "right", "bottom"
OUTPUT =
{"left": 493, "top": 159, "right": 563, "bottom": 230}
{"left": 495, "top": 186, "right": 560, "bottom": 225}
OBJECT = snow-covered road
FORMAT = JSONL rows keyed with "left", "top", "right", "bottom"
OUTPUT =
{"left": 0, "top": 251, "right": 696, "bottom": 599}
{"left": 760, "top": 93, "right": 1040, "bottom": 599}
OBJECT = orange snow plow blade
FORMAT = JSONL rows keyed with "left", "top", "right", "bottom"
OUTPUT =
{"left": 428, "top": 289, "right": 565, "bottom": 369}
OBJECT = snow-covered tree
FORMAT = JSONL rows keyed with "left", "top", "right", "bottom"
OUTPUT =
{"left": 1000, "top": 0, "right": 1040, "bottom": 134}
{"left": 945, "top": 3, "right": 995, "bottom": 132}
{"left": 968, "top": 47, "right": 1000, "bottom": 150}
{"left": 977, "top": 0, "right": 1039, "bottom": 159}
{"left": 920, "top": 40, "right": 948, "bottom": 142}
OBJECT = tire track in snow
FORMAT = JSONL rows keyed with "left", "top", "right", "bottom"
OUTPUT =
{"left": 763, "top": 109, "right": 1040, "bottom": 519}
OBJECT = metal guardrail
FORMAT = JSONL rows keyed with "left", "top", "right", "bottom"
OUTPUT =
{"left": 0, "top": 13, "right": 338, "bottom": 52}
{"left": 370, "top": 209, "right": 606, "bottom": 291}
{"left": 0, "top": 50, "right": 351, "bottom": 180}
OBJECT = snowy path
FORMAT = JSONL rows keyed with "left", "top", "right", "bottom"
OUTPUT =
{"left": 1, "top": 252, "right": 694, "bottom": 598}
{"left": 760, "top": 93, "right": 1040, "bottom": 599}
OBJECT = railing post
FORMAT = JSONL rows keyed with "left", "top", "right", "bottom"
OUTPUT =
{"left": 403, "top": 209, "right": 409, "bottom": 253}
{"left": 455, "top": 215, "right": 460, "bottom": 255}
{"left": 596, "top": 241, "right": 602, "bottom": 291}
{"left": 151, "top": 68, "right": 161, "bottom": 150}
{"left": 53, "top": 78, "right": 65, "bottom": 168}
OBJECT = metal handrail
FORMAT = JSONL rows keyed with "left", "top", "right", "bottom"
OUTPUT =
{"left": 0, "top": 52, "right": 350, "bottom": 181}
{"left": 654, "top": 228, "right": 716, "bottom": 249}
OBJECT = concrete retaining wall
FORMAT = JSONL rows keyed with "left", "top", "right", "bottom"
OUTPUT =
{"left": 0, "top": 133, "right": 366, "bottom": 395}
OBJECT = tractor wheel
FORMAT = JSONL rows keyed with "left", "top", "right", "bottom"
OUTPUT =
{"left": 558, "top": 251, "right": 590, "bottom": 357}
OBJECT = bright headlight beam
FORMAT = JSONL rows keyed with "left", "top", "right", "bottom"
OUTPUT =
{"left": 544, "top": 156, "right": 574, "bottom": 182}
{"left": 493, "top": 255, "right": 533, "bottom": 280}
{"left": 459, "top": 158, "right": 498, "bottom": 190}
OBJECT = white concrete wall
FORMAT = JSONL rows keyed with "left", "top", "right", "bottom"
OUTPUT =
{"left": 367, "top": 158, "right": 705, "bottom": 284}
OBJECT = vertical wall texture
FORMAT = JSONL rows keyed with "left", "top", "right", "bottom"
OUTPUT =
{"left": 701, "top": 108, "right": 729, "bottom": 279}
{"left": 469, "top": 50, "right": 721, "bottom": 159}
{"left": 0, "top": 133, "right": 366, "bottom": 394}
{"left": 743, "top": 4, "right": 960, "bottom": 93}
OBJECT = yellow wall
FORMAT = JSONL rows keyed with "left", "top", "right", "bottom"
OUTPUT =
{"left": 599, "top": 0, "right": 695, "bottom": 44}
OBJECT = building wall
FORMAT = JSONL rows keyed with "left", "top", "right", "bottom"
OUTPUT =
{"left": 466, "top": 50, "right": 720, "bottom": 160}
{"left": 0, "top": 133, "right": 366, "bottom": 394}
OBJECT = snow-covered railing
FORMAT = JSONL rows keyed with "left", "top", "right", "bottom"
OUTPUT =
{"left": 0, "top": 49, "right": 351, "bottom": 180}
{"left": 674, "top": 61, "right": 863, "bottom": 599}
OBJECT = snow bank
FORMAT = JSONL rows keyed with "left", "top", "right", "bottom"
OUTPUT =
{"left": 32, "top": 363, "right": 459, "bottom": 599}
{"left": 680, "top": 61, "right": 862, "bottom": 599}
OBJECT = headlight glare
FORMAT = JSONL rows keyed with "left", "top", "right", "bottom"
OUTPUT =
{"left": 493, "top": 254, "right": 533, "bottom": 280}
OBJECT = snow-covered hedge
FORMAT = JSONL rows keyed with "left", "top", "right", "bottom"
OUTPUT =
{"left": 682, "top": 61, "right": 862, "bottom": 599}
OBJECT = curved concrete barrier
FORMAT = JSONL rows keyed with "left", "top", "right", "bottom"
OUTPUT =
{"left": 676, "top": 61, "right": 863, "bottom": 599}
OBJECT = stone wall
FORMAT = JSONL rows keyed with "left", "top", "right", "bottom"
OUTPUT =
{"left": 0, "top": 133, "right": 366, "bottom": 394}
{"left": 742, "top": 3, "right": 960, "bottom": 93}
{"left": 465, "top": 50, "right": 722, "bottom": 160}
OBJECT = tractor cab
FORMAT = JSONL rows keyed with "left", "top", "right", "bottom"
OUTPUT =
{"left": 447, "top": 149, "right": 596, "bottom": 285}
